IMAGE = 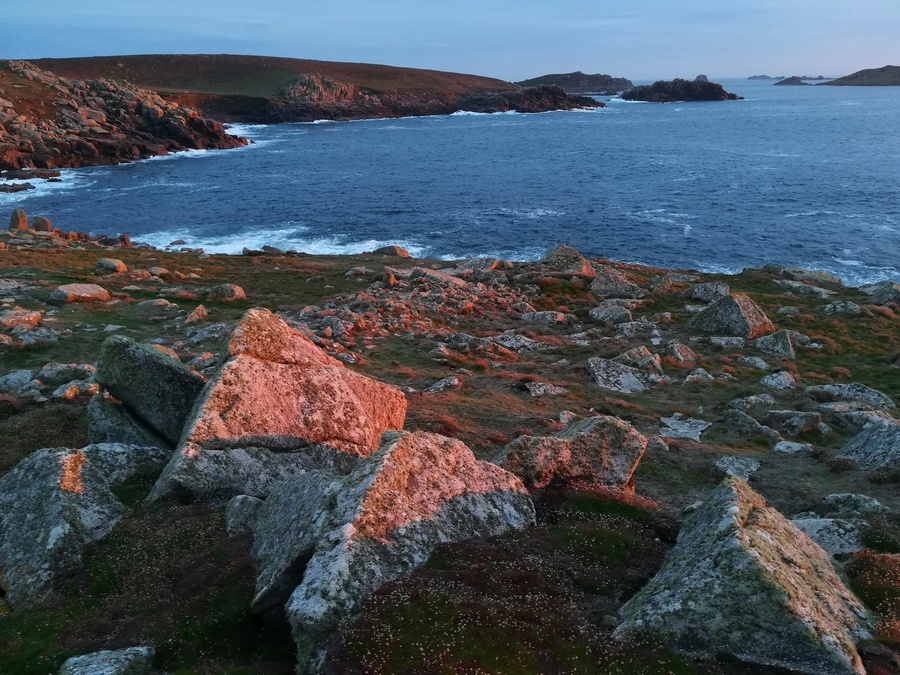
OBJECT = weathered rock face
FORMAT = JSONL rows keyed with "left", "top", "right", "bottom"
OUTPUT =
{"left": 0, "top": 60, "right": 246, "bottom": 171}
{"left": 150, "top": 309, "right": 407, "bottom": 501}
{"left": 501, "top": 416, "right": 648, "bottom": 490}
{"left": 586, "top": 356, "right": 665, "bottom": 394}
{"left": 836, "top": 414, "right": 900, "bottom": 471}
{"left": 537, "top": 244, "right": 594, "bottom": 277}
{"left": 59, "top": 646, "right": 155, "bottom": 675}
{"left": 590, "top": 268, "right": 645, "bottom": 299}
{"left": 86, "top": 394, "right": 172, "bottom": 450}
{"left": 807, "top": 383, "right": 896, "bottom": 410}
{"left": 865, "top": 280, "right": 900, "bottom": 305}
{"left": 683, "top": 281, "right": 729, "bottom": 303}
{"left": 49, "top": 283, "right": 111, "bottom": 304}
{"left": 753, "top": 329, "right": 795, "bottom": 359}
{"left": 0, "top": 444, "right": 169, "bottom": 608}
{"left": 615, "top": 478, "right": 872, "bottom": 675}
{"left": 791, "top": 518, "right": 867, "bottom": 556}
{"left": 95, "top": 336, "right": 206, "bottom": 445}
{"left": 251, "top": 430, "right": 534, "bottom": 671}
{"left": 687, "top": 293, "right": 775, "bottom": 339}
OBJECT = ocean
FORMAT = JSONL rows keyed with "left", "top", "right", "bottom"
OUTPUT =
{"left": 2, "top": 79, "right": 899, "bottom": 286}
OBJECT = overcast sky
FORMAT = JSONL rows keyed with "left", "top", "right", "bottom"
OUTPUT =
{"left": 6, "top": 1, "right": 900, "bottom": 81}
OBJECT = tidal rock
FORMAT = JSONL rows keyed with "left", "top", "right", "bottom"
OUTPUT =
{"left": 538, "top": 244, "right": 594, "bottom": 277}
{"left": 659, "top": 413, "right": 711, "bottom": 441}
{"left": 8, "top": 208, "right": 27, "bottom": 231}
{"left": 0, "top": 444, "right": 169, "bottom": 608}
{"left": 252, "top": 431, "right": 534, "bottom": 670}
{"left": 225, "top": 495, "right": 264, "bottom": 536}
{"left": 791, "top": 518, "right": 867, "bottom": 556}
{"left": 615, "top": 478, "right": 872, "bottom": 674}
{"left": 761, "top": 370, "right": 798, "bottom": 390}
{"left": 96, "top": 258, "right": 127, "bottom": 274}
{"left": 683, "top": 282, "right": 729, "bottom": 304}
{"left": 836, "top": 414, "right": 900, "bottom": 471}
{"left": 622, "top": 78, "right": 743, "bottom": 102}
{"left": 590, "top": 268, "right": 645, "bottom": 299}
{"left": 95, "top": 336, "right": 206, "bottom": 445}
{"left": 753, "top": 329, "right": 795, "bottom": 359}
{"left": 687, "top": 293, "right": 775, "bottom": 339}
{"left": 31, "top": 216, "right": 52, "bottom": 232}
{"left": 806, "top": 383, "right": 896, "bottom": 410}
{"left": 714, "top": 456, "right": 761, "bottom": 480}
{"left": 501, "top": 415, "right": 647, "bottom": 490}
{"left": 59, "top": 646, "right": 155, "bottom": 675}
{"left": 373, "top": 245, "right": 410, "bottom": 257}
{"left": 86, "top": 394, "right": 172, "bottom": 450}
{"left": 150, "top": 309, "right": 407, "bottom": 501}
{"left": 49, "top": 283, "right": 111, "bottom": 304}
{"left": 586, "top": 356, "right": 665, "bottom": 394}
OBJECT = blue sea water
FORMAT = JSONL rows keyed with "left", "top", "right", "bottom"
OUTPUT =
{"left": 2, "top": 79, "right": 899, "bottom": 286}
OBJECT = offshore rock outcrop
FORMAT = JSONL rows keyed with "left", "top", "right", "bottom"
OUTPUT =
{"left": 622, "top": 78, "right": 743, "bottom": 102}
{"left": 0, "top": 60, "right": 246, "bottom": 170}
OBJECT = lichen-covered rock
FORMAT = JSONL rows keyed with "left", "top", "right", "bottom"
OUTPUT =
{"left": 727, "top": 393, "right": 776, "bottom": 412}
{"left": 613, "top": 345, "right": 663, "bottom": 374}
{"left": 0, "top": 306, "right": 43, "bottom": 330}
{"left": 86, "top": 394, "right": 172, "bottom": 450}
{"left": 59, "top": 646, "right": 155, "bottom": 675}
{"left": 753, "top": 329, "right": 796, "bottom": 359}
{"left": 49, "top": 283, "right": 111, "bottom": 304}
{"left": 791, "top": 518, "right": 868, "bottom": 556}
{"left": 761, "top": 370, "right": 798, "bottom": 390}
{"left": 687, "top": 293, "right": 776, "bottom": 339}
{"left": 537, "top": 244, "right": 594, "bottom": 277}
{"left": 373, "top": 245, "right": 410, "bottom": 258}
{"left": 590, "top": 268, "right": 645, "bottom": 299}
{"left": 683, "top": 281, "right": 729, "bottom": 303}
{"left": 865, "top": 280, "right": 900, "bottom": 305}
{"left": 615, "top": 478, "right": 872, "bottom": 675}
{"left": 589, "top": 305, "right": 632, "bottom": 325}
{"left": 807, "top": 383, "right": 896, "bottom": 410}
{"left": 659, "top": 413, "right": 711, "bottom": 441}
{"left": 664, "top": 342, "right": 698, "bottom": 363}
{"left": 714, "top": 456, "right": 761, "bottom": 479}
{"left": 586, "top": 357, "right": 665, "bottom": 394}
{"left": 150, "top": 309, "right": 407, "bottom": 502}
{"left": 501, "top": 415, "right": 647, "bottom": 490}
{"left": 206, "top": 283, "right": 246, "bottom": 301}
{"left": 225, "top": 495, "right": 264, "bottom": 536}
{"left": 767, "top": 410, "right": 823, "bottom": 436}
{"left": 36, "top": 362, "right": 96, "bottom": 387}
{"left": 836, "top": 414, "right": 900, "bottom": 471}
{"left": 9, "top": 208, "right": 27, "bottom": 231}
{"left": 252, "top": 430, "right": 534, "bottom": 671}
{"left": 724, "top": 409, "right": 782, "bottom": 444}
{"left": 0, "top": 444, "right": 169, "bottom": 608}
{"left": 95, "top": 336, "right": 206, "bottom": 445}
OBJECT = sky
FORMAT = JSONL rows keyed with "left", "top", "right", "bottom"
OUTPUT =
{"left": 5, "top": 1, "right": 900, "bottom": 82}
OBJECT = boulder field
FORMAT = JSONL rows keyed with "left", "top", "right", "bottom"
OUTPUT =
{"left": 0, "top": 231, "right": 898, "bottom": 673}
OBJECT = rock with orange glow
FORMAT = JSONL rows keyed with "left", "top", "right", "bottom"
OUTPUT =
{"left": 149, "top": 308, "right": 407, "bottom": 502}
{"left": 500, "top": 415, "right": 648, "bottom": 491}
{"left": 0, "top": 444, "right": 168, "bottom": 608}
{"left": 687, "top": 293, "right": 776, "bottom": 339}
{"left": 251, "top": 430, "right": 534, "bottom": 672}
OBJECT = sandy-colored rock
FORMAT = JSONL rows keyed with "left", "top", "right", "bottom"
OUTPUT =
{"left": 49, "top": 283, "right": 111, "bottom": 304}
{"left": 96, "top": 258, "right": 127, "bottom": 274}
{"left": 501, "top": 416, "right": 647, "bottom": 490}
{"left": 687, "top": 293, "right": 775, "bottom": 339}
{"left": 252, "top": 430, "right": 534, "bottom": 671}
{"left": 0, "top": 306, "right": 43, "bottom": 330}
{"left": 615, "top": 478, "right": 872, "bottom": 675}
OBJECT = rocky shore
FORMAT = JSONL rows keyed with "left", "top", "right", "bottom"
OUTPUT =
{"left": 1, "top": 206, "right": 899, "bottom": 674}
{"left": 623, "top": 77, "right": 744, "bottom": 102}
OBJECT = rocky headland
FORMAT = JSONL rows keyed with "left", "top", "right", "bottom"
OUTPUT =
{"left": 622, "top": 78, "right": 744, "bottom": 102}
{"left": 1, "top": 208, "right": 899, "bottom": 674}
{"left": 822, "top": 65, "right": 900, "bottom": 86}
{"left": 516, "top": 71, "right": 634, "bottom": 94}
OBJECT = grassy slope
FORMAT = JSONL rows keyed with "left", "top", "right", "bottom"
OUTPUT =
{"left": 821, "top": 65, "right": 900, "bottom": 86}
{"left": 32, "top": 54, "right": 518, "bottom": 98}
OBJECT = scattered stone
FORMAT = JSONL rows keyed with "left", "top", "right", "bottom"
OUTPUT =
{"left": 586, "top": 357, "right": 665, "bottom": 394}
{"left": 96, "top": 258, "right": 127, "bottom": 274}
{"left": 409, "top": 266, "right": 469, "bottom": 289}
{"left": 206, "top": 283, "right": 246, "bottom": 302}
{"left": 614, "top": 346, "right": 664, "bottom": 374}
{"left": 615, "top": 318, "right": 658, "bottom": 338}
{"left": 538, "top": 244, "right": 594, "bottom": 277}
{"left": 524, "top": 382, "right": 568, "bottom": 397}
{"left": 659, "top": 413, "right": 711, "bottom": 441}
{"left": 683, "top": 281, "right": 729, "bottom": 303}
{"left": 8, "top": 208, "right": 27, "bottom": 231}
{"left": 709, "top": 336, "right": 745, "bottom": 348}
{"left": 589, "top": 305, "right": 632, "bottom": 324}
{"left": 819, "top": 493, "right": 888, "bottom": 519}
{"left": 777, "top": 305, "right": 800, "bottom": 316}
{"left": 685, "top": 367, "right": 716, "bottom": 383}
{"left": 714, "top": 456, "right": 761, "bottom": 479}
{"left": 148, "top": 266, "right": 170, "bottom": 277}
{"left": 184, "top": 304, "right": 209, "bottom": 324}
{"left": 51, "top": 380, "right": 100, "bottom": 401}
{"left": 590, "top": 267, "right": 644, "bottom": 299}
{"left": 521, "top": 310, "right": 566, "bottom": 324}
{"left": 49, "top": 283, "right": 111, "bottom": 304}
{"left": 836, "top": 415, "right": 900, "bottom": 471}
{"left": 373, "top": 245, "right": 410, "bottom": 257}
{"left": 37, "top": 363, "right": 96, "bottom": 386}
{"left": 687, "top": 293, "right": 775, "bottom": 339}
{"left": 253, "top": 431, "right": 534, "bottom": 670}
{"left": 664, "top": 342, "right": 698, "bottom": 363}
{"left": 724, "top": 409, "right": 782, "bottom": 443}
{"left": 0, "top": 306, "right": 43, "bottom": 329}
{"left": 767, "top": 410, "right": 823, "bottom": 436}
{"left": 772, "top": 441, "right": 814, "bottom": 454}
{"left": 87, "top": 394, "right": 172, "bottom": 449}
{"left": 58, "top": 646, "right": 155, "bottom": 675}
{"left": 424, "top": 375, "right": 462, "bottom": 393}
{"left": 753, "top": 329, "right": 795, "bottom": 359}
{"left": 31, "top": 216, "right": 52, "bottom": 232}
{"left": 738, "top": 356, "right": 769, "bottom": 370}
{"left": 776, "top": 279, "right": 834, "bottom": 299}
{"left": 0, "top": 444, "right": 170, "bottom": 608}
{"left": 558, "top": 410, "right": 577, "bottom": 425}
{"left": 806, "top": 383, "right": 896, "bottom": 410}
{"left": 863, "top": 280, "right": 900, "bottom": 305}
{"left": 727, "top": 393, "right": 776, "bottom": 413}
{"left": 824, "top": 301, "right": 863, "bottom": 316}
{"left": 502, "top": 416, "right": 648, "bottom": 490}
{"left": 778, "top": 267, "right": 843, "bottom": 287}
{"left": 225, "top": 495, "right": 264, "bottom": 536}
{"left": 0, "top": 369, "right": 44, "bottom": 401}
{"left": 761, "top": 370, "right": 798, "bottom": 390}
{"left": 791, "top": 518, "right": 868, "bottom": 556}
{"left": 454, "top": 257, "right": 499, "bottom": 274}
{"left": 614, "top": 478, "right": 872, "bottom": 675}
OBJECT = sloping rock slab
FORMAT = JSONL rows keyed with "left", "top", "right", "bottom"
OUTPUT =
{"left": 87, "top": 394, "right": 172, "bottom": 450}
{"left": 807, "top": 383, "right": 896, "bottom": 410}
{"left": 687, "top": 293, "right": 775, "bottom": 339}
{"left": 836, "top": 414, "right": 900, "bottom": 471}
{"left": 501, "top": 416, "right": 647, "bottom": 490}
{"left": 0, "top": 444, "right": 168, "bottom": 608}
{"left": 150, "top": 309, "right": 407, "bottom": 501}
{"left": 59, "top": 646, "right": 155, "bottom": 675}
{"left": 615, "top": 478, "right": 871, "bottom": 675}
{"left": 95, "top": 336, "right": 206, "bottom": 445}
{"left": 586, "top": 357, "right": 665, "bottom": 394}
{"left": 252, "top": 430, "right": 534, "bottom": 671}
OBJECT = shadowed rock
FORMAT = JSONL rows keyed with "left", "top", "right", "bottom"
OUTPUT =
{"left": 537, "top": 244, "right": 594, "bottom": 277}
{"left": 86, "top": 394, "right": 173, "bottom": 450}
{"left": 807, "top": 383, "right": 896, "bottom": 410}
{"left": 615, "top": 478, "right": 871, "bottom": 674}
{"left": 501, "top": 415, "right": 648, "bottom": 490}
{"left": 59, "top": 646, "right": 155, "bottom": 675}
{"left": 687, "top": 293, "right": 775, "bottom": 339}
{"left": 590, "top": 268, "right": 645, "bottom": 299}
{"left": 836, "top": 414, "right": 900, "bottom": 471}
{"left": 251, "top": 430, "right": 534, "bottom": 671}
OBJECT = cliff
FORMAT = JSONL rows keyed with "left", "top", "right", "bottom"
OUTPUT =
{"left": 621, "top": 78, "right": 743, "bottom": 103}
{"left": 34, "top": 54, "right": 600, "bottom": 124}
{"left": 0, "top": 60, "right": 246, "bottom": 171}
{"left": 516, "top": 71, "right": 634, "bottom": 94}
{"left": 821, "top": 65, "right": 900, "bottom": 86}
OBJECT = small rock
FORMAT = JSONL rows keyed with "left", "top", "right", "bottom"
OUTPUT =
{"left": 738, "top": 356, "right": 769, "bottom": 370}
{"left": 714, "top": 456, "right": 761, "bottom": 479}
{"left": 772, "top": 441, "right": 814, "bottom": 454}
{"left": 49, "top": 283, "right": 110, "bottom": 304}
{"left": 589, "top": 305, "right": 632, "bottom": 325}
{"left": 424, "top": 375, "right": 462, "bottom": 394}
{"left": 683, "top": 282, "right": 730, "bottom": 304}
{"left": 665, "top": 342, "right": 698, "bottom": 363}
{"left": 659, "top": 413, "right": 711, "bottom": 441}
{"left": 791, "top": 518, "right": 867, "bottom": 556}
{"left": 206, "top": 283, "right": 246, "bottom": 302}
{"left": 590, "top": 267, "right": 644, "bottom": 299}
{"left": 185, "top": 304, "right": 208, "bottom": 324}
{"left": 760, "top": 370, "right": 798, "bottom": 390}
{"left": 586, "top": 357, "right": 665, "bottom": 394}
{"left": 96, "top": 258, "right": 127, "bottom": 274}
{"left": 753, "top": 330, "right": 795, "bottom": 359}
{"left": 824, "top": 301, "right": 862, "bottom": 316}
{"left": 373, "top": 245, "right": 410, "bottom": 257}
{"left": 687, "top": 294, "right": 775, "bottom": 339}
{"left": 525, "top": 382, "right": 568, "bottom": 397}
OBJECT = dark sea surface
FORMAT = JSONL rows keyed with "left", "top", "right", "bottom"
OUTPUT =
{"left": 3, "top": 79, "right": 899, "bottom": 285}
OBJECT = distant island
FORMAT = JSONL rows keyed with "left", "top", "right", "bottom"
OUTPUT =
{"left": 748, "top": 75, "right": 780, "bottom": 80}
{"left": 820, "top": 65, "right": 900, "bottom": 86}
{"left": 622, "top": 78, "right": 743, "bottom": 103}
{"left": 516, "top": 71, "right": 634, "bottom": 94}
{"left": 774, "top": 76, "right": 810, "bottom": 86}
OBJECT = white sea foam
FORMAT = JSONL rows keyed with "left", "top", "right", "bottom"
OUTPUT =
{"left": 223, "top": 123, "right": 269, "bottom": 138}
{"left": 0, "top": 170, "right": 93, "bottom": 207}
